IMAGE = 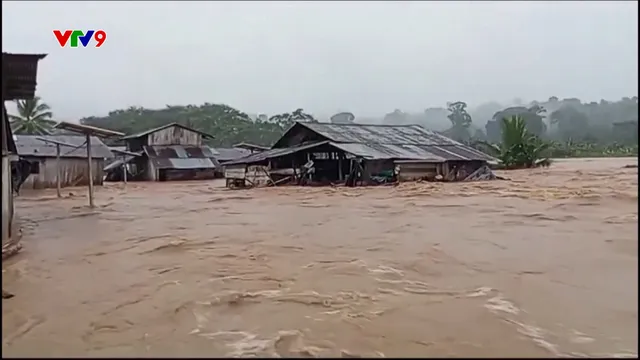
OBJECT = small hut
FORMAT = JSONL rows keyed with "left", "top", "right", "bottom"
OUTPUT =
{"left": 14, "top": 135, "right": 113, "bottom": 189}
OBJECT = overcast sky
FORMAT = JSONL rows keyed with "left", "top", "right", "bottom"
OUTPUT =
{"left": 2, "top": 1, "right": 638, "bottom": 120}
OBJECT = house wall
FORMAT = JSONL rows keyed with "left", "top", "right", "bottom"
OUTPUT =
{"left": 148, "top": 127, "right": 202, "bottom": 146}
{"left": 225, "top": 164, "right": 247, "bottom": 180}
{"left": 1, "top": 155, "right": 12, "bottom": 245}
{"left": 395, "top": 161, "right": 441, "bottom": 182}
{"left": 246, "top": 165, "right": 271, "bottom": 186}
{"left": 362, "top": 159, "right": 395, "bottom": 182}
{"left": 443, "top": 160, "right": 485, "bottom": 181}
{"left": 22, "top": 157, "right": 105, "bottom": 189}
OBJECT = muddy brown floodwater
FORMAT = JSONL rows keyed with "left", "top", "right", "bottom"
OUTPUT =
{"left": 2, "top": 158, "right": 637, "bottom": 357}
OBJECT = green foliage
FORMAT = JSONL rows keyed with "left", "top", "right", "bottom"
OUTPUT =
{"left": 8, "top": 96, "right": 56, "bottom": 135}
{"left": 479, "top": 116, "right": 550, "bottom": 169}
{"left": 546, "top": 140, "right": 637, "bottom": 158}
{"left": 80, "top": 103, "right": 305, "bottom": 147}
{"left": 268, "top": 108, "right": 317, "bottom": 129}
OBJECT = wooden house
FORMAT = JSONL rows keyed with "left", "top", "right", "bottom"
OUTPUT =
{"left": 224, "top": 122, "right": 496, "bottom": 187}
{"left": 120, "top": 123, "right": 220, "bottom": 181}
{"left": 14, "top": 135, "right": 113, "bottom": 189}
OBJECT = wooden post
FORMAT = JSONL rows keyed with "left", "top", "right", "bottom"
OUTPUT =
{"left": 122, "top": 156, "right": 127, "bottom": 185}
{"left": 55, "top": 143, "right": 61, "bottom": 198}
{"left": 338, "top": 153, "right": 343, "bottom": 181}
{"left": 86, "top": 134, "right": 94, "bottom": 208}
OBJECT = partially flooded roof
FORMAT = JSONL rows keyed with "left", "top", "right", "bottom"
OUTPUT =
{"left": 273, "top": 122, "right": 496, "bottom": 162}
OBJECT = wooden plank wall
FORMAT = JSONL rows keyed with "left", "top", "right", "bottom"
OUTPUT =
{"left": 148, "top": 126, "right": 201, "bottom": 146}
{"left": 246, "top": 165, "right": 270, "bottom": 186}
{"left": 396, "top": 162, "right": 440, "bottom": 182}
{"left": 22, "top": 158, "right": 105, "bottom": 189}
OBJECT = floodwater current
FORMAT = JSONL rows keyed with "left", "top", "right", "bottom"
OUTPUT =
{"left": 2, "top": 158, "right": 638, "bottom": 357}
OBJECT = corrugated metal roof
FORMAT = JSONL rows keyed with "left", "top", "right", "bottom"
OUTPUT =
{"left": 151, "top": 158, "right": 217, "bottom": 170}
{"left": 3, "top": 53, "right": 47, "bottom": 101}
{"left": 122, "top": 123, "right": 214, "bottom": 140}
{"left": 223, "top": 141, "right": 331, "bottom": 166}
{"left": 144, "top": 145, "right": 218, "bottom": 159}
{"left": 274, "top": 122, "right": 495, "bottom": 162}
{"left": 298, "top": 122, "right": 460, "bottom": 146}
{"left": 210, "top": 147, "right": 251, "bottom": 161}
{"left": 144, "top": 145, "right": 220, "bottom": 169}
{"left": 329, "top": 142, "right": 495, "bottom": 162}
{"left": 15, "top": 135, "right": 114, "bottom": 159}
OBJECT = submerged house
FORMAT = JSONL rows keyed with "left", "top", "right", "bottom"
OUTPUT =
{"left": 224, "top": 122, "right": 495, "bottom": 187}
{"left": 14, "top": 135, "right": 113, "bottom": 189}
{"left": 121, "top": 123, "right": 220, "bottom": 181}
{"left": 2, "top": 52, "right": 47, "bottom": 249}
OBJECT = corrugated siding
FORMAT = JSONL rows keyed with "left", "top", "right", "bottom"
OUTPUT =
{"left": 151, "top": 158, "right": 217, "bottom": 170}
{"left": 22, "top": 158, "right": 104, "bottom": 189}
{"left": 303, "top": 122, "right": 459, "bottom": 146}
{"left": 148, "top": 127, "right": 202, "bottom": 146}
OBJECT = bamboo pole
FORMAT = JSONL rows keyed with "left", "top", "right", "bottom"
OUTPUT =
{"left": 55, "top": 143, "right": 61, "bottom": 198}
{"left": 86, "top": 134, "right": 94, "bottom": 208}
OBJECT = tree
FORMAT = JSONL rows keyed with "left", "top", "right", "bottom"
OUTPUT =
{"left": 382, "top": 109, "right": 408, "bottom": 125}
{"left": 330, "top": 112, "right": 355, "bottom": 124}
{"left": 479, "top": 115, "right": 550, "bottom": 169}
{"left": 549, "top": 105, "right": 590, "bottom": 140}
{"left": 81, "top": 103, "right": 288, "bottom": 147}
{"left": 9, "top": 96, "right": 55, "bottom": 135}
{"left": 445, "top": 101, "right": 473, "bottom": 142}
{"left": 269, "top": 108, "right": 317, "bottom": 129}
{"left": 492, "top": 105, "right": 547, "bottom": 138}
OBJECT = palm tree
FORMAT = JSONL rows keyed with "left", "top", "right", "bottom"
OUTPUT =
{"left": 478, "top": 115, "right": 550, "bottom": 169}
{"left": 9, "top": 96, "right": 55, "bottom": 135}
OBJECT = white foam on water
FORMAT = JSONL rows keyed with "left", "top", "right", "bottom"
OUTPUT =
{"left": 484, "top": 295, "right": 520, "bottom": 315}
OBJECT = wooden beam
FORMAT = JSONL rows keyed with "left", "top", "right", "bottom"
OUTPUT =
{"left": 86, "top": 134, "right": 94, "bottom": 208}
{"left": 55, "top": 143, "right": 61, "bottom": 198}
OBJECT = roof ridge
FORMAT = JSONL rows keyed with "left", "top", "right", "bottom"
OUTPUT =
{"left": 300, "top": 121, "right": 423, "bottom": 128}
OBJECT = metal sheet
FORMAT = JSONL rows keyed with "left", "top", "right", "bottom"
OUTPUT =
{"left": 329, "top": 142, "right": 494, "bottom": 162}
{"left": 285, "top": 122, "right": 461, "bottom": 146}
{"left": 151, "top": 158, "right": 217, "bottom": 170}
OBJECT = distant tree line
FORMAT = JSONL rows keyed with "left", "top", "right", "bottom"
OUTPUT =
{"left": 8, "top": 96, "right": 638, "bottom": 154}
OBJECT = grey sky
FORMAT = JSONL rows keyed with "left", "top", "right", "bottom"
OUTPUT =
{"left": 2, "top": 1, "right": 638, "bottom": 120}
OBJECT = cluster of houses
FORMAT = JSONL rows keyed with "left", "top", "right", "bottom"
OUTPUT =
{"left": 1, "top": 51, "right": 497, "bottom": 249}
